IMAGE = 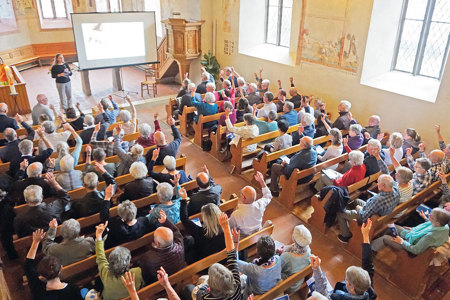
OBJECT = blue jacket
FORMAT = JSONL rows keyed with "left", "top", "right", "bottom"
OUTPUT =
{"left": 191, "top": 97, "right": 218, "bottom": 127}
{"left": 278, "top": 111, "right": 298, "bottom": 126}
{"left": 282, "top": 147, "right": 317, "bottom": 181}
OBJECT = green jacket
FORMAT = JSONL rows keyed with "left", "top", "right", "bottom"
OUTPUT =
{"left": 96, "top": 240, "right": 143, "bottom": 300}
{"left": 400, "top": 223, "right": 449, "bottom": 255}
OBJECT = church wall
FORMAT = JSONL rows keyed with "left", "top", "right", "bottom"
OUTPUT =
{"left": 209, "top": 0, "right": 450, "bottom": 148}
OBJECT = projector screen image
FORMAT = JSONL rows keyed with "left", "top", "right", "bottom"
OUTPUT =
{"left": 72, "top": 12, "right": 158, "bottom": 70}
{"left": 82, "top": 22, "right": 145, "bottom": 60}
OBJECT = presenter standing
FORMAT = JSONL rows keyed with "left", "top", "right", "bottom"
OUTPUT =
{"left": 51, "top": 53, "right": 72, "bottom": 111}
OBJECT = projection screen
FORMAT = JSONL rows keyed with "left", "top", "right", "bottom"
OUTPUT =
{"left": 72, "top": 12, "right": 158, "bottom": 70}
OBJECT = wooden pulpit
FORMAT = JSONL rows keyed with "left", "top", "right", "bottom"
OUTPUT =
{"left": 0, "top": 66, "right": 31, "bottom": 115}
{"left": 161, "top": 18, "right": 205, "bottom": 81}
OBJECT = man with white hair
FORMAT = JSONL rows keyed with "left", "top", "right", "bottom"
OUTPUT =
{"left": 229, "top": 171, "right": 272, "bottom": 236}
{"left": 42, "top": 218, "right": 95, "bottom": 266}
{"left": 206, "top": 82, "right": 220, "bottom": 101}
{"left": 0, "top": 103, "right": 19, "bottom": 134}
{"left": 256, "top": 91, "right": 277, "bottom": 118}
{"left": 79, "top": 114, "right": 107, "bottom": 144}
{"left": 195, "top": 70, "right": 213, "bottom": 94}
{"left": 336, "top": 174, "right": 400, "bottom": 243}
{"left": 31, "top": 94, "right": 55, "bottom": 125}
{"left": 177, "top": 83, "right": 200, "bottom": 120}
{"left": 278, "top": 97, "right": 298, "bottom": 126}
{"left": 90, "top": 122, "right": 123, "bottom": 157}
{"left": 246, "top": 83, "right": 261, "bottom": 106}
{"left": 331, "top": 100, "right": 353, "bottom": 130}
{"left": 113, "top": 125, "right": 145, "bottom": 176}
{"left": 139, "top": 210, "right": 186, "bottom": 284}
{"left": 220, "top": 66, "right": 239, "bottom": 87}
{"left": 13, "top": 172, "right": 70, "bottom": 238}
{"left": 145, "top": 117, "right": 181, "bottom": 166}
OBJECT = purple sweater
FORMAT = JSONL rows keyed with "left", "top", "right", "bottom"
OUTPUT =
{"left": 347, "top": 133, "right": 364, "bottom": 150}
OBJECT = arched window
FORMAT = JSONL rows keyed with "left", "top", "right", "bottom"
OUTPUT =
{"left": 265, "top": 0, "right": 293, "bottom": 47}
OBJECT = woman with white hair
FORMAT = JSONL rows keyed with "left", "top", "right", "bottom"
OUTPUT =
{"left": 98, "top": 95, "right": 120, "bottom": 124}
{"left": 147, "top": 182, "right": 180, "bottom": 225}
{"left": 95, "top": 222, "right": 144, "bottom": 300}
{"left": 315, "top": 150, "right": 366, "bottom": 190}
{"left": 148, "top": 149, "right": 190, "bottom": 185}
{"left": 191, "top": 91, "right": 219, "bottom": 129}
{"left": 347, "top": 124, "right": 364, "bottom": 150}
{"left": 279, "top": 225, "right": 312, "bottom": 293}
{"left": 300, "top": 113, "right": 316, "bottom": 138}
{"left": 42, "top": 218, "right": 95, "bottom": 266}
{"left": 225, "top": 111, "right": 259, "bottom": 153}
{"left": 119, "top": 96, "right": 137, "bottom": 135}
{"left": 136, "top": 113, "right": 161, "bottom": 147}
{"left": 39, "top": 120, "right": 72, "bottom": 152}
{"left": 219, "top": 101, "right": 236, "bottom": 126}
{"left": 114, "top": 128, "right": 145, "bottom": 176}
{"left": 317, "top": 128, "right": 343, "bottom": 170}
{"left": 119, "top": 162, "right": 154, "bottom": 203}
{"left": 54, "top": 124, "right": 83, "bottom": 170}
{"left": 55, "top": 154, "right": 83, "bottom": 191}
{"left": 382, "top": 132, "right": 404, "bottom": 165}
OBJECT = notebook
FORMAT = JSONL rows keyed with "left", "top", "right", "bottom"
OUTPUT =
{"left": 321, "top": 168, "right": 342, "bottom": 180}
{"left": 416, "top": 204, "right": 432, "bottom": 217}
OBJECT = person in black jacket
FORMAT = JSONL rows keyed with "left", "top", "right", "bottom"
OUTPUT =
{"left": 13, "top": 172, "right": 70, "bottom": 238}
{"left": 69, "top": 163, "right": 116, "bottom": 220}
{"left": 24, "top": 229, "right": 83, "bottom": 300}
{"left": 188, "top": 165, "right": 222, "bottom": 216}
{"left": 0, "top": 103, "right": 18, "bottom": 138}
{"left": 79, "top": 114, "right": 108, "bottom": 144}
{"left": 51, "top": 54, "right": 73, "bottom": 111}
{"left": 118, "top": 161, "right": 154, "bottom": 203}
{"left": 145, "top": 117, "right": 181, "bottom": 166}
{"left": 0, "top": 114, "right": 35, "bottom": 169}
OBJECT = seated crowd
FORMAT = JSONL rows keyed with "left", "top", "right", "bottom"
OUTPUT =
{"left": 0, "top": 65, "right": 448, "bottom": 300}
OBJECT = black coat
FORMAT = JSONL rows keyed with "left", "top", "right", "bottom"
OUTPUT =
{"left": 188, "top": 180, "right": 222, "bottom": 216}
{"left": 80, "top": 124, "right": 108, "bottom": 145}
{"left": 321, "top": 185, "right": 350, "bottom": 228}
{"left": 119, "top": 178, "right": 154, "bottom": 203}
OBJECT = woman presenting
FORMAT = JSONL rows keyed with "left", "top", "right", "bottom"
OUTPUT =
{"left": 51, "top": 53, "right": 72, "bottom": 111}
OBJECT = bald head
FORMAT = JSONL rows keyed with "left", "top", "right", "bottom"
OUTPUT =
{"left": 154, "top": 226, "right": 173, "bottom": 248}
{"left": 196, "top": 172, "right": 211, "bottom": 189}
{"left": 240, "top": 186, "right": 256, "bottom": 204}
{"left": 0, "top": 103, "right": 8, "bottom": 114}
{"left": 377, "top": 174, "right": 394, "bottom": 192}
{"left": 36, "top": 94, "right": 48, "bottom": 105}
{"left": 300, "top": 136, "right": 313, "bottom": 149}
{"left": 429, "top": 150, "right": 445, "bottom": 164}
{"left": 154, "top": 131, "right": 166, "bottom": 146}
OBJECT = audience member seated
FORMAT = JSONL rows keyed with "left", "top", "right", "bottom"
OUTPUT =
{"left": 40, "top": 120, "right": 71, "bottom": 152}
{"left": 14, "top": 173, "right": 70, "bottom": 238}
{"left": 279, "top": 225, "right": 312, "bottom": 293}
{"left": 402, "top": 128, "right": 421, "bottom": 156}
{"left": 236, "top": 78, "right": 248, "bottom": 98}
{"left": 179, "top": 188, "right": 225, "bottom": 260}
{"left": 195, "top": 71, "right": 212, "bottom": 94}
{"left": 314, "top": 150, "right": 366, "bottom": 191}
{"left": 362, "top": 139, "right": 385, "bottom": 177}
{"left": 253, "top": 109, "right": 278, "bottom": 136}
{"left": 43, "top": 218, "right": 95, "bottom": 266}
{"left": 183, "top": 212, "right": 242, "bottom": 299}
{"left": 297, "top": 96, "right": 314, "bottom": 123}
{"left": 139, "top": 210, "right": 186, "bottom": 284}
{"left": 331, "top": 100, "right": 353, "bottom": 130}
{"left": 136, "top": 115, "right": 161, "bottom": 148}
{"left": 24, "top": 230, "right": 83, "bottom": 299}
{"left": 148, "top": 150, "right": 189, "bottom": 185}
{"left": 118, "top": 162, "right": 154, "bottom": 203}
{"left": 313, "top": 98, "right": 324, "bottom": 119}
{"left": 317, "top": 128, "right": 343, "bottom": 170}
{"left": 388, "top": 152, "right": 414, "bottom": 218}
{"left": 0, "top": 114, "right": 35, "bottom": 166}
{"left": 145, "top": 117, "right": 181, "bottom": 166}
{"left": 85, "top": 146, "right": 117, "bottom": 178}
{"left": 225, "top": 111, "right": 259, "bottom": 153}
{"left": 32, "top": 94, "right": 55, "bottom": 125}
{"left": 278, "top": 101, "right": 298, "bottom": 126}
{"left": 103, "top": 200, "right": 156, "bottom": 249}
{"left": 336, "top": 174, "right": 399, "bottom": 243}
{"left": 364, "top": 115, "right": 381, "bottom": 139}
{"left": 176, "top": 83, "right": 199, "bottom": 122}
{"left": 120, "top": 96, "right": 137, "bottom": 134}
{"left": 69, "top": 166, "right": 116, "bottom": 219}
{"left": 246, "top": 83, "right": 261, "bottom": 106}
{"left": 406, "top": 148, "right": 433, "bottom": 195}
{"left": 298, "top": 113, "right": 316, "bottom": 139}
{"left": 280, "top": 77, "right": 301, "bottom": 108}
{"left": 95, "top": 222, "right": 144, "bottom": 300}
{"left": 237, "top": 235, "right": 281, "bottom": 295}
{"left": 63, "top": 103, "right": 85, "bottom": 131}
{"left": 371, "top": 208, "right": 449, "bottom": 255}
{"left": 382, "top": 132, "right": 404, "bottom": 165}
{"left": 80, "top": 114, "right": 107, "bottom": 145}
{"left": 347, "top": 124, "right": 364, "bottom": 150}
{"left": 219, "top": 101, "right": 236, "bottom": 126}
{"left": 192, "top": 91, "right": 219, "bottom": 130}
{"left": 229, "top": 171, "right": 272, "bottom": 237}
{"left": 220, "top": 66, "right": 239, "bottom": 87}
{"left": 55, "top": 155, "right": 83, "bottom": 191}
{"left": 0, "top": 103, "right": 18, "bottom": 135}
{"left": 188, "top": 165, "right": 222, "bottom": 215}
{"left": 315, "top": 110, "right": 332, "bottom": 138}
{"left": 10, "top": 162, "right": 53, "bottom": 205}
{"left": 177, "top": 75, "right": 190, "bottom": 98}
{"left": 256, "top": 72, "right": 270, "bottom": 94}
{"left": 256, "top": 92, "right": 276, "bottom": 118}
{"left": 114, "top": 129, "right": 145, "bottom": 176}
{"left": 435, "top": 124, "right": 450, "bottom": 173}
{"left": 418, "top": 144, "right": 445, "bottom": 182}
{"left": 270, "top": 136, "right": 317, "bottom": 196}
{"left": 54, "top": 124, "right": 83, "bottom": 170}
{"left": 264, "top": 120, "right": 292, "bottom": 154}
{"left": 236, "top": 98, "right": 253, "bottom": 123}
{"left": 98, "top": 95, "right": 120, "bottom": 124}
{"left": 148, "top": 182, "right": 180, "bottom": 225}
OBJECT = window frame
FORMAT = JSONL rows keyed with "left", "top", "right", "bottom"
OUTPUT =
{"left": 264, "top": 0, "right": 291, "bottom": 48}
{"left": 38, "top": 0, "right": 68, "bottom": 20}
{"left": 95, "top": 0, "right": 122, "bottom": 12}
{"left": 392, "top": 0, "right": 450, "bottom": 80}
{"left": 36, "top": 0, "right": 72, "bottom": 29}
{"left": 0, "top": 0, "right": 18, "bottom": 34}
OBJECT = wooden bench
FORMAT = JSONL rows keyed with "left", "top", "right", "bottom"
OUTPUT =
{"left": 192, "top": 112, "right": 226, "bottom": 147}
{"left": 60, "top": 195, "right": 240, "bottom": 282}
{"left": 230, "top": 124, "right": 299, "bottom": 174}
{"left": 129, "top": 224, "right": 275, "bottom": 299}
{"left": 255, "top": 265, "right": 313, "bottom": 300}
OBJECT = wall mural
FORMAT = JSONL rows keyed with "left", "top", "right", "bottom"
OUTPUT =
{"left": 13, "top": 0, "right": 34, "bottom": 16}
{"left": 299, "top": 0, "right": 359, "bottom": 72}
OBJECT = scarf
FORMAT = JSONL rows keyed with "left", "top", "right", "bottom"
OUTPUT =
{"left": 404, "top": 221, "right": 433, "bottom": 245}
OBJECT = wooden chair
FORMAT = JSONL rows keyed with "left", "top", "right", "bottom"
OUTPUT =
{"left": 141, "top": 68, "right": 157, "bottom": 98}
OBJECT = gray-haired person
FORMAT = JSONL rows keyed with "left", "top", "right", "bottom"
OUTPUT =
{"left": 42, "top": 218, "right": 95, "bottom": 266}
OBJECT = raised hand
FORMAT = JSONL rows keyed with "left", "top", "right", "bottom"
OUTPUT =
{"left": 310, "top": 255, "right": 321, "bottom": 270}
{"left": 347, "top": 111, "right": 353, "bottom": 121}
{"left": 76, "top": 102, "right": 81, "bottom": 109}
{"left": 62, "top": 122, "right": 74, "bottom": 132}
{"left": 254, "top": 171, "right": 265, "bottom": 185}
{"left": 104, "top": 184, "right": 115, "bottom": 200}
{"left": 152, "top": 147, "right": 160, "bottom": 161}
{"left": 32, "top": 229, "right": 46, "bottom": 243}
{"left": 154, "top": 112, "right": 159, "bottom": 120}
{"left": 20, "top": 159, "right": 29, "bottom": 171}
{"left": 45, "top": 172, "right": 57, "bottom": 184}
{"left": 36, "top": 126, "right": 45, "bottom": 137}
{"left": 434, "top": 124, "right": 440, "bottom": 133}
{"left": 298, "top": 125, "right": 304, "bottom": 135}
{"left": 418, "top": 142, "right": 426, "bottom": 152}
{"left": 94, "top": 162, "right": 107, "bottom": 174}
{"left": 438, "top": 171, "right": 447, "bottom": 184}
{"left": 184, "top": 72, "right": 189, "bottom": 79}
{"left": 14, "top": 113, "right": 23, "bottom": 124}
{"left": 120, "top": 271, "right": 136, "bottom": 294}
{"left": 277, "top": 79, "right": 282, "bottom": 88}
{"left": 361, "top": 219, "right": 372, "bottom": 243}
{"left": 157, "top": 267, "right": 170, "bottom": 288}
{"left": 95, "top": 221, "right": 108, "bottom": 240}
{"left": 201, "top": 164, "right": 209, "bottom": 174}
{"left": 218, "top": 212, "right": 229, "bottom": 228}
{"left": 364, "top": 132, "right": 370, "bottom": 140}
{"left": 231, "top": 227, "right": 240, "bottom": 243}
{"left": 389, "top": 146, "right": 395, "bottom": 158}
{"left": 49, "top": 218, "right": 58, "bottom": 229}
{"left": 170, "top": 172, "right": 180, "bottom": 186}
{"left": 97, "top": 103, "right": 104, "bottom": 114}
{"left": 406, "top": 147, "right": 413, "bottom": 157}
{"left": 93, "top": 123, "right": 101, "bottom": 133}
{"left": 377, "top": 133, "right": 384, "bottom": 141}
{"left": 343, "top": 136, "right": 348, "bottom": 147}
{"left": 289, "top": 76, "right": 293, "bottom": 83}
{"left": 158, "top": 209, "right": 167, "bottom": 224}
{"left": 178, "top": 187, "right": 188, "bottom": 200}
{"left": 86, "top": 145, "right": 92, "bottom": 156}
{"left": 219, "top": 70, "right": 225, "bottom": 77}
{"left": 48, "top": 158, "right": 55, "bottom": 169}
{"left": 167, "top": 117, "right": 175, "bottom": 126}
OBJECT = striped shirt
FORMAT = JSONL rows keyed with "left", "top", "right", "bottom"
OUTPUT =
{"left": 407, "top": 154, "right": 433, "bottom": 195}
{"left": 394, "top": 183, "right": 414, "bottom": 218}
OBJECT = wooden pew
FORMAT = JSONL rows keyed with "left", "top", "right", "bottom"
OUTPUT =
{"left": 12, "top": 176, "right": 194, "bottom": 254}
{"left": 129, "top": 224, "right": 275, "bottom": 299}
{"left": 192, "top": 112, "right": 226, "bottom": 147}
{"left": 255, "top": 265, "right": 313, "bottom": 300}
{"left": 165, "top": 98, "right": 178, "bottom": 120}
{"left": 60, "top": 196, "right": 240, "bottom": 281}
{"left": 230, "top": 124, "right": 299, "bottom": 174}
{"left": 178, "top": 106, "right": 196, "bottom": 136}
{"left": 278, "top": 144, "right": 368, "bottom": 209}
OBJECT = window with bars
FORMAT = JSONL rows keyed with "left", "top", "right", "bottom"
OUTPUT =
{"left": 39, "top": 0, "right": 69, "bottom": 19}
{"left": 393, "top": 0, "right": 450, "bottom": 79}
{"left": 95, "top": 0, "right": 121, "bottom": 12}
{"left": 265, "top": 0, "right": 292, "bottom": 47}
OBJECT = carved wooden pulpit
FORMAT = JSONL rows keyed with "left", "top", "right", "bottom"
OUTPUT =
{"left": 162, "top": 18, "right": 205, "bottom": 81}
